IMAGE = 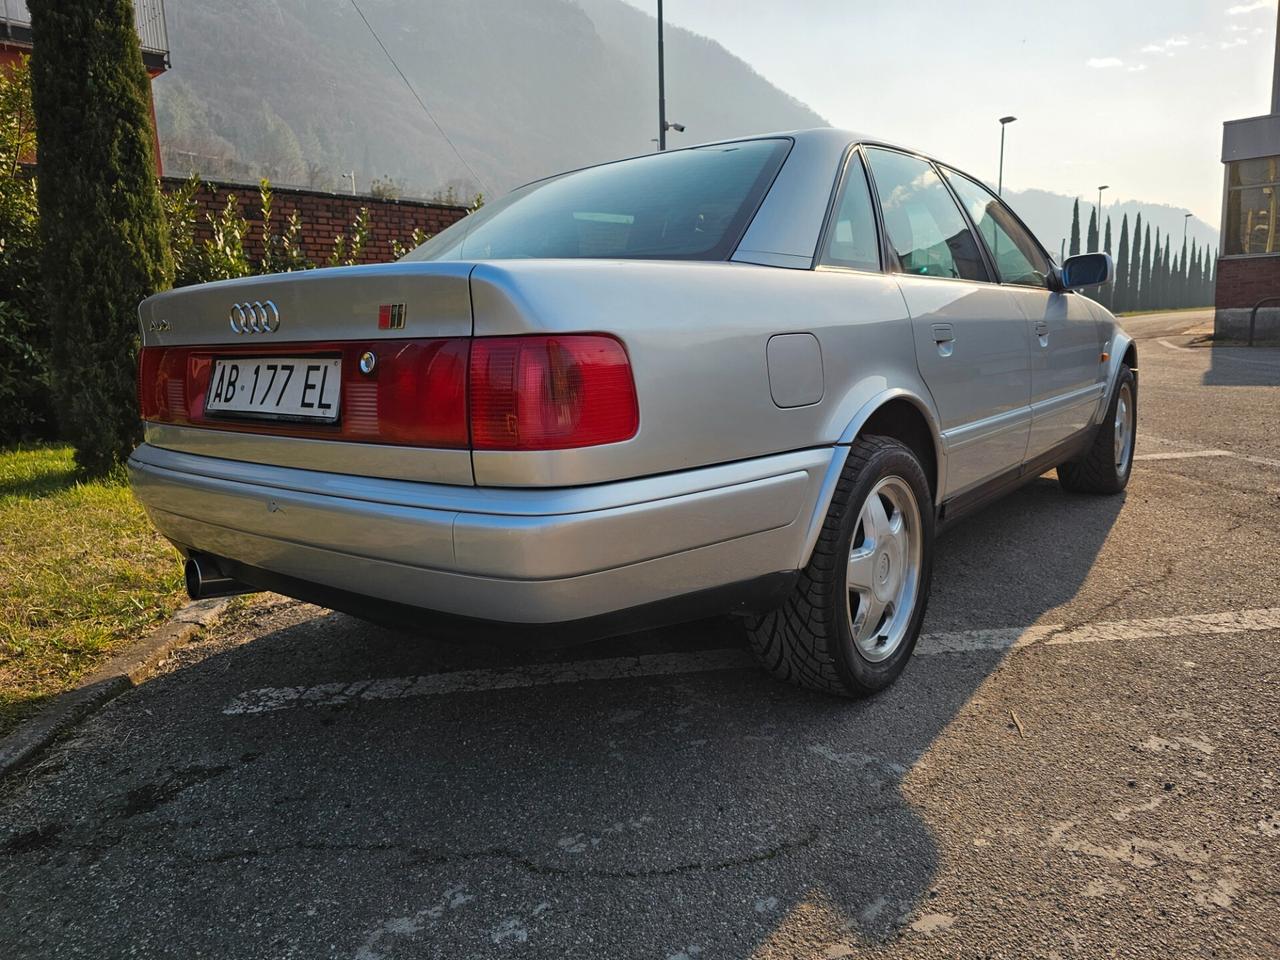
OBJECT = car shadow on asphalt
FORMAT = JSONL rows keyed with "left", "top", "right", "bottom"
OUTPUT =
{"left": 1201, "top": 344, "right": 1280, "bottom": 387}
{"left": 0, "top": 477, "right": 1124, "bottom": 959}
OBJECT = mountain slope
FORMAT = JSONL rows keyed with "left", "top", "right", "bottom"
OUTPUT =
{"left": 153, "top": 0, "right": 827, "bottom": 198}
{"left": 1003, "top": 189, "right": 1219, "bottom": 262}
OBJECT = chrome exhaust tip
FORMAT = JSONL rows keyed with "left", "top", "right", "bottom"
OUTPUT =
{"left": 184, "top": 554, "right": 256, "bottom": 601}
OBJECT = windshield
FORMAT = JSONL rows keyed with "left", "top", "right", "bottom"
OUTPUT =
{"left": 403, "top": 138, "right": 791, "bottom": 263}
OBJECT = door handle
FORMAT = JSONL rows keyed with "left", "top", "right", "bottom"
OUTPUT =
{"left": 931, "top": 323, "right": 955, "bottom": 343}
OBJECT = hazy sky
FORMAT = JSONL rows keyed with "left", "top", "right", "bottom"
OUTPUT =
{"left": 622, "top": 0, "right": 1279, "bottom": 224}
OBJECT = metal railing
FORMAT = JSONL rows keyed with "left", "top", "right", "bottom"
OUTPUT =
{"left": 2, "top": 0, "right": 169, "bottom": 56}
{"left": 1248, "top": 295, "right": 1280, "bottom": 347}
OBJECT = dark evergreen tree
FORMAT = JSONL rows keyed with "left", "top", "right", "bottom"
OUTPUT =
{"left": 1178, "top": 237, "right": 1189, "bottom": 307}
{"left": 1069, "top": 199, "right": 1081, "bottom": 257}
{"left": 1099, "top": 216, "right": 1114, "bottom": 308}
{"left": 1086, "top": 207, "right": 1098, "bottom": 253}
{"left": 1115, "top": 215, "right": 1130, "bottom": 312}
{"left": 28, "top": 0, "right": 173, "bottom": 476}
{"left": 1139, "top": 224, "right": 1152, "bottom": 311}
{"left": 1129, "top": 213, "right": 1144, "bottom": 310}
{"left": 1161, "top": 235, "right": 1171, "bottom": 310}
{"left": 1189, "top": 241, "right": 1201, "bottom": 306}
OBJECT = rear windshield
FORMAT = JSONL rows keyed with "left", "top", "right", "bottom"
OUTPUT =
{"left": 403, "top": 138, "right": 791, "bottom": 263}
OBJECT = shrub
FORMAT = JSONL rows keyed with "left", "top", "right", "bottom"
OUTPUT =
{"left": 0, "top": 56, "right": 50, "bottom": 444}
{"left": 28, "top": 0, "right": 174, "bottom": 476}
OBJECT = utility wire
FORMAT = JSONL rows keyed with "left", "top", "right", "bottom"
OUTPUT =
{"left": 347, "top": 0, "right": 490, "bottom": 195}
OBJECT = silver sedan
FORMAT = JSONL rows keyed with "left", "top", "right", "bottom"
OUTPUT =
{"left": 130, "top": 128, "right": 1135, "bottom": 696}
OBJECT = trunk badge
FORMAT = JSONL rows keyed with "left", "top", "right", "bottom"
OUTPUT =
{"left": 378, "top": 303, "right": 406, "bottom": 330}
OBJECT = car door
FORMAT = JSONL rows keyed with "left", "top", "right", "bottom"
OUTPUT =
{"left": 863, "top": 147, "right": 1032, "bottom": 499}
{"left": 943, "top": 169, "right": 1106, "bottom": 462}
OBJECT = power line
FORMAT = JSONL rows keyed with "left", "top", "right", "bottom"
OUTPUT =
{"left": 347, "top": 0, "right": 489, "bottom": 195}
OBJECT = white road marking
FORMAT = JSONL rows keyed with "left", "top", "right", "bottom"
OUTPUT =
{"left": 222, "top": 608, "right": 1280, "bottom": 715}
{"left": 1133, "top": 449, "right": 1234, "bottom": 461}
{"left": 1137, "top": 434, "right": 1280, "bottom": 470}
{"left": 1156, "top": 336, "right": 1280, "bottom": 369}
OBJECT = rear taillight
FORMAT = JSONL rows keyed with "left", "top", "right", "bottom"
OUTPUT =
{"left": 372, "top": 339, "right": 469, "bottom": 447}
{"left": 136, "top": 334, "right": 637, "bottom": 452}
{"left": 137, "top": 347, "right": 184, "bottom": 421}
{"left": 469, "top": 335, "right": 638, "bottom": 450}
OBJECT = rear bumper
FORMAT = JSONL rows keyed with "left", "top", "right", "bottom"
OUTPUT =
{"left": 127, "top": 442, "right": 834, "bottom": 628}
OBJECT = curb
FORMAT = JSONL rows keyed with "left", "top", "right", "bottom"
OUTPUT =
{"left": 0, "top": 597, "right": 233, "bottom": 779}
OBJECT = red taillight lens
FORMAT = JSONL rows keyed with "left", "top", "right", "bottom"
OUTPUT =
{"left": 137, "top": 347, "right": 184, "bottom": 421}
{"left": 136, "top": 334, "right": 637, "bottom": 453}
{"left": 374, "top": 339, "right": 469, "bottom": 447}
{"left": 469, "top": 335, "right": 638, "bottom": 450}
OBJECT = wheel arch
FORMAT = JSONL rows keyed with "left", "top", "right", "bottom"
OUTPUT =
{"left": 798, "top": 389, "right": 944, "bottom": 568}
{"left": 1095, "top": 329, "right": 1137, "bottom": 426}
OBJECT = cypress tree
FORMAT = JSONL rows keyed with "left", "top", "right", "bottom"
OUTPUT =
{"left": 1161, "top": 235, "right": 1171, "bottom": 310}
{"left": 1182, "top": 240, "right": 1192, "bottom": 304}
{"left": 28, "top": 0, "right": 173, "bottom": 476}
{"left": 1152, "top": 229, "right": 1163, "bottom": 309}
{"left": 1139, "top": 224, "right": 1152, "bottom": 311}
{"left": 1069, "top": 199, "right": 1081, "bottom": 257}
{"left": 1178, "top": 237, "right": 1189, "bottom": 307}
{"left": 1129, "top": 213, "right": 1144, "bottom": 310}
{"left": 1115, "top": 215, "right": 1130, "bottom": 312}
{"left": 1099, "top": 216, "right": 1114, "bottom": 308}
{"left": 1086, "top": 207, "right": 1099, "bottom": 253}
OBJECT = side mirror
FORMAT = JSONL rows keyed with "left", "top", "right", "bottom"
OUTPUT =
{"left": 1059, "top": 252, "right": 1113, "bottom": 290}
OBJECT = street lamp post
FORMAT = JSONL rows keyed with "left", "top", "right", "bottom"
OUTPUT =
{"left": 1096, "top": 185, "right": 1109, "bottom": 251}
{"left": 1183, "top": 212, "right": 1192, "bottom": 246}
{"left": 997, "top": 116, "right": 1016, "bottom": 196}
{"left": 657, "top": 0, "right": 667, "bottom": 151}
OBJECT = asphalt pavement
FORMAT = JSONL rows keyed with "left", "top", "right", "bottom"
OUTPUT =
{"left": 1, "top": 309, "right": 1277, "bottom": 959}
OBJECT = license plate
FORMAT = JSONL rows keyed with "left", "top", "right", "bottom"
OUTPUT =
{"left": 205, "top": 357, "right": 342, "bottom": 423}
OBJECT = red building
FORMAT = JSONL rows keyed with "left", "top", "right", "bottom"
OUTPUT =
{"left": 1, "top": 0, "right": 170, "bottom": 171}
{"left": 1217, "top": 6, "right": 1280, "bottom": 342}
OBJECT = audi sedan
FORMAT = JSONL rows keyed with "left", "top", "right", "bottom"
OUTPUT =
{"left": 130, "top": 129, "right": 1134, "bottom": 697}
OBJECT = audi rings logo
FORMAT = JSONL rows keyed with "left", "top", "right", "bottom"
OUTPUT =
{"left": 229, "top": 300, "right": 280, "bottom": 334}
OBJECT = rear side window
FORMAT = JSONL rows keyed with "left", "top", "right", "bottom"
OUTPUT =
{"left": 944, "top": 170, "right": 1051, "bottom": 288}
{"left": 404, "top": 139, "right": 791, "bottom": 263}
{"left": 864, "top": 148, "right": 989, "bottom": 282}
{"left": 820, "top": 152, "right": 881, "bottom": 272}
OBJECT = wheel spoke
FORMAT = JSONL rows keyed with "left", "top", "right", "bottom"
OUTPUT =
{"left": 851, "top": 589, "right": 888, "bottom": 644}
{"left": 863, "top": 493, "right": 892, "bottom": 541}
{"left": 847, "top": 545, "right": 876, "bottom": 592}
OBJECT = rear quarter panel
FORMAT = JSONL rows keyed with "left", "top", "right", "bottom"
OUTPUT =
{"left": 469, "top": 259, "right": 934, "bottom": 486}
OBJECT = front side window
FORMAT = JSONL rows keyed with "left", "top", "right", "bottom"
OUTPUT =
{"left": 864, "top": 148, "right": 988, "bottom": 282}
{"left": 403, "top": 139, "right": 791, "bottom": 263}
{"left": 1224, "top": 156, "right": 1280, "bottom": 256}
{"left": 820, "top": 152, "right": 880, "bottom": 271}
{"left": 944, "top": 170, "right": 1051, "bottom": 288}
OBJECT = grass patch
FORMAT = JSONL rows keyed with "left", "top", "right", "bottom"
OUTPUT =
{"left": 0, "top": 445, "right": 184, "bottom": 737}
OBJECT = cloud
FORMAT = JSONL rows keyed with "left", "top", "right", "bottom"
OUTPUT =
{"left": 1141, "top": 36, "right": 1190, "bottom": 55}
{"left": 1127, "top": 63, "right": 1148, "bottom": 72}
{"left": 1220, "top": 36, "right": 1250, "bottom": 47}
{"left": 1226, "top": 0, "right": 1273, "bottom": 13}
{"left": 1087, "top": 57, "right": 1125, "bottom": 68}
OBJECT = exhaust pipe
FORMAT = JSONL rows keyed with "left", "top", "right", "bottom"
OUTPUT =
{"left": 184, "top": 553, "right": 256, "bottom": 600}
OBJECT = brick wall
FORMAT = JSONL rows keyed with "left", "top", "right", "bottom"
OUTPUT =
{"left": 162, "top": 177, "right": 470, "bottom": 266}
{"left": 1214, "top": 255, "right": 1280, "bottom": 341}
{"left": 1214, "top": 255, "right": 1280, "bottom": 309}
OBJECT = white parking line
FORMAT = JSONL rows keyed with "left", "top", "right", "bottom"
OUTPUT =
{"left": 1133, "top": 449, "right": 1234, "bottom": 462}
{"left": 1137, "top": 435, "right": 1280, "bottom": 470}
{"left": 221, "top": 608, "right": 1280, "bottom": 715}
{"left": 1156, "top": 337, "right": 1280, "bottom": 369}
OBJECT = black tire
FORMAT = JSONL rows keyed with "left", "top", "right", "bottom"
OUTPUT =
{"left": 746, "top": 435, "right": 934, "bottom": 698}
{"left": 1058, "top": 364, "right": 1136, "bottom": 495}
